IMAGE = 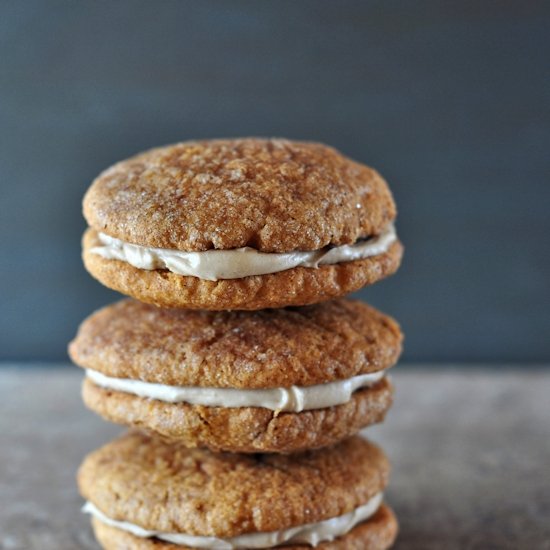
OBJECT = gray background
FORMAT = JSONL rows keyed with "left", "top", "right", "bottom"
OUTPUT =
{"left": 1, "top": 1, "right": 548, "bottom": 363}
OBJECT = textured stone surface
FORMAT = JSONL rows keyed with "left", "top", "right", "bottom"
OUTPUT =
{"left": 0, "top": 366, "right": 549, "bottom": 549}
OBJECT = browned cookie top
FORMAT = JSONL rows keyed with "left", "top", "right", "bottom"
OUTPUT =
{"left": 83, "top": 138, "right": 396, "bottom": 253}
{"left": 78, "top": 432, "right": 389, "bottom": 537}
{"left": 69, "top": 298, "right": 402, "bottom": 388}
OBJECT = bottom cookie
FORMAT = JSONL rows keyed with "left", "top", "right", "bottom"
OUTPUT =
{"left": 82, "top": 377, "right": 394, "bottom": 453}
{"left": 90, "top": 504, "right": 398, "bottom": 549}
{"left": 79, "top": 432, "right": 396, "bottom": 549}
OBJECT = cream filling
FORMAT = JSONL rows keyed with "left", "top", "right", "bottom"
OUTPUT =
{"left": 90, "top": 224, "right": 396, "bottom": 281}
{"left": 86, "top": 369, "right": 386, "bottom": 412}
{"left": 83, "top": 492, "right": 383, "bottom": 548}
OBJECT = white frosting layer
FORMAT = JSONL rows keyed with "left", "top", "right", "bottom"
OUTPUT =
{"left": 90, "top": 224, "right": 396, "bottom": 281}
{"left": 86, "top": 369, "right": 386, "bottom": 412}
{"left": 83, "top": 492, "right": 383, "bottom": 548}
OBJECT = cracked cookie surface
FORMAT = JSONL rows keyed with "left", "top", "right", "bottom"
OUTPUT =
{"left": 81, "top": 138, "right": 402, "bottom": 308}
{"left": 83, "top": 138, "right": 396, "bottom": 252}
{"left": 69, "top": 298, "right": 402, "bottom": 388}
{"left": 78, "top": 431, "right": 390, "bottom": 536}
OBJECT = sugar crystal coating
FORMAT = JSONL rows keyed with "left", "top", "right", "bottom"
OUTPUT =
{"left": 84, "top": 138, "right": 396, "bottom": 252}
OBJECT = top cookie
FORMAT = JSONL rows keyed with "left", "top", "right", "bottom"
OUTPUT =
{"left": 84, "top": 138, "right": 396, "bottom": 253}
{"left": 82, "top": 138, "right": 403, "bottom": 309}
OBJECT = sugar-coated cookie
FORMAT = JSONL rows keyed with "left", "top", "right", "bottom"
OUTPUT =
{"left": 69, "top": 298, "right": 402, "bottom": 453}
{"left": 82, "top": 138, "right": 403, "bottom": 309}
{"left": 79, "top": 432, "right": 398, "bottom": 549}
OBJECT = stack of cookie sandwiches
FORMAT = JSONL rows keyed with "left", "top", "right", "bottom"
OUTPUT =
{"left": 70, "top": 138, "right": 404, "bottom": 549}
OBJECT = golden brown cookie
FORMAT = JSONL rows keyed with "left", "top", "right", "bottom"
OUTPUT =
{"left": 69, "top": 299, "right": 402, "bottom": 387}
{"left": 70, "top": 299, "right": 401, "bottom": 452}
{"left": 79, "top": 432, "right": 397, "bottom": 549}
{"left": 81, "top": 378, "right": 393, "bottom": 453}
{"left": 84, "top": 139, "right": 396, "bottom": 252}
{"left": 82, "top": 138, "right": 403, "bottom": 309}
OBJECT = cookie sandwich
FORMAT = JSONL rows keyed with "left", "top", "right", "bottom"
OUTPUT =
{"left": 69, "top": 298, "right": 402, "bottom": 453}
{"left": 82, "top": 138, "right": 403, "bottom": 310}
{"left": 79, "top": 431, "right": 398, "bottom": 549}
